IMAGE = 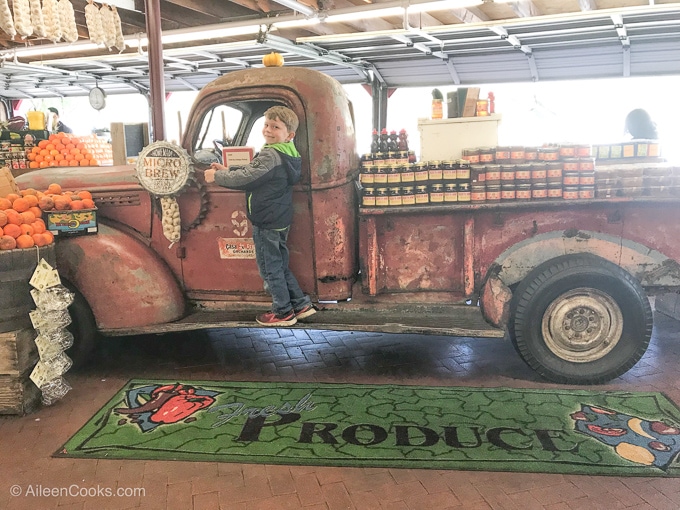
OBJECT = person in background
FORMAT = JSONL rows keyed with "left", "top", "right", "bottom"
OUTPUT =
{"left": 47, "top": 107, "right": 73, "bottom": 134}
{"left": 203, "top": 106, "right": 316, "bottom": 327}
{"left": 624, "top": 108, "right": 658, "bottom": 140}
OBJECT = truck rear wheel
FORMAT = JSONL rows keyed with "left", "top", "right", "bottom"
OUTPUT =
{"left": 511, "top": 254, "right": 652, "bottom": 384}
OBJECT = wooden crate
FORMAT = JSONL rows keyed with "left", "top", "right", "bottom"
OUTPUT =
{"left": 0, "top": 328, "right": 41, "bottom": 415}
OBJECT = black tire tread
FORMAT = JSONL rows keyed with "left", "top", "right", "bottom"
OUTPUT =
{"left": 512, "top": 254, "right": 653, "bottom": 384}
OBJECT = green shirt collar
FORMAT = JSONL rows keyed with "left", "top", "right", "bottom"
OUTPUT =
{"left": 264, "top": 141, "right": 300, "bottom": 157}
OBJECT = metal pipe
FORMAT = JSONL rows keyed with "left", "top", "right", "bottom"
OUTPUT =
{"left": 144, "top": 0, "right": 166, "bottom": 141}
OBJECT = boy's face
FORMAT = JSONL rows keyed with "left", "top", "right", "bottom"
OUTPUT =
{"left": 262, "top": 116, "right": 294, "bottom": 145}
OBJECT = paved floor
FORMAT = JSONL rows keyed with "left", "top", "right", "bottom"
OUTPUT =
{"left": 1, "top": 309, "right": 679, "bottom": 510}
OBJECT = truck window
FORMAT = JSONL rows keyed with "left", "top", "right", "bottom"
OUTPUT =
{"left": 246, "top": 116, "right": 265, "bottom": 149}
{"left": 193, "top": 104, "right": 243, "bottom": 164}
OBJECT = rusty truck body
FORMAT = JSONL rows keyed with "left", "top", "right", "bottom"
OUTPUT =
{"left": 17, "top": 67, "right": 680, "bottom": 384}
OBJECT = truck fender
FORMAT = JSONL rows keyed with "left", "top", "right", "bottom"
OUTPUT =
{"left": 479, "top": 229, "right": 680, "bottom": 328}
{"left": 55, "top": 223, "right": 186, "bottom": 331}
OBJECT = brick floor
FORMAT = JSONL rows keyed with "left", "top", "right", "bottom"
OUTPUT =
{"left": 1, "top": 311, "right": 679, "bottom": 510}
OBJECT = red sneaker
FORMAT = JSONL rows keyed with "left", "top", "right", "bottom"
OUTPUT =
{"left": 256, "top": 310, "right": 297, "bottom": 327}
{"left": 295, "top": 304, "right": 317, "bottom": 320}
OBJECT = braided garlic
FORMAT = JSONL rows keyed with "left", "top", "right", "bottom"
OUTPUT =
{"left": 58, "top": 0, "right": 77, "bottom": 43}
{"left": 42, "top": 0, "right": 61, "bottom": 42}
{"left": 0, "top": 0, "right": 17, "bottom": 38}
{"left": 99, "top": 4, "right": 115, "bottom": 49}
{"left": 111, "top": 6, "right": 125, "bottom": 52}
{"left": 13, "top": 0, "right": 32, "bottom": 38}
{"left": 84, "top": 0, "right": 104, "bottom": 45}
{"left": 30, "top": 0, "right": 46, "bottom": 38}
{"left": 160, "top": 197, "right": 181, "bottom": 245}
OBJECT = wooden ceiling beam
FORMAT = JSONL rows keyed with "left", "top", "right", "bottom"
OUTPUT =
{"left": 162, "top": 0, "right": 257, "bottom": 20}
{"left": 509, "top": 1, "right": 540, "bottom": 18}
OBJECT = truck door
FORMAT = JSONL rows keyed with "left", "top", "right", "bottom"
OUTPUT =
{"left": 177, "top": 98, "right": 316, "bottom": 302}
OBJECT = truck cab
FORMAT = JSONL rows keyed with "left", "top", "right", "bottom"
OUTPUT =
{"left": 16, "top": 67, "right": 680, "bottom": 385}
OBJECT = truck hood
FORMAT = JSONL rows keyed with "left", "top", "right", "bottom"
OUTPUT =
{"left": 15, "top": 165, "right": 141, "bottom": 193}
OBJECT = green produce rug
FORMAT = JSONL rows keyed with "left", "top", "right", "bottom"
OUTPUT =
{"left": 56, "top": 379, "right": 680, "bottom": 477}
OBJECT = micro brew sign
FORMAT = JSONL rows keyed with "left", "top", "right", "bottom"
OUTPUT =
{"left": 135, "top": 141, "right": 192, "bottom": 196}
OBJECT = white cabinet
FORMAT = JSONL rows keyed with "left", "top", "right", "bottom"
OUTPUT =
{"left": 418, "top": 115, "right": 501, "bottom": 161}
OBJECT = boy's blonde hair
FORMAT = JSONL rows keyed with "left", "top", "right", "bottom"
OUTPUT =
{"left": 265, "top": 106, "right": 299, "bottom": 133}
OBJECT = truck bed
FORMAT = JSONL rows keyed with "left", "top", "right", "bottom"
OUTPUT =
{"left": 99, "top": 303, "right": 505, "bottom": 339}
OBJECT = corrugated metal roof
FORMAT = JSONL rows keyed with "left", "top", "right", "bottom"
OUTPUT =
{"left": 0, "top": 1, "right": 678, "bottom": 98}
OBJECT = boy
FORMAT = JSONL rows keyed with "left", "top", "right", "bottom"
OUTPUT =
{"left": 203, "top": 106, "right": 315, "bottom": 327}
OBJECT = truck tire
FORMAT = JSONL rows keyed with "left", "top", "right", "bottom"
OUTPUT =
{"left": 63, "top": 281, "right": 98, "bottom": 369}
{"left": 511, "top": 254, "right": 652, "bottom": 384}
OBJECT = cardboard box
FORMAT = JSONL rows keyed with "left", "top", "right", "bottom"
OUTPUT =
{"left": 0, "top": 166, "right": 19, "bottom": 197}
{"left": 46, "top": 208, "right": 98, "bottom": 236}
{"left": 462, "top": 87, "right": 480, "bottom": 117}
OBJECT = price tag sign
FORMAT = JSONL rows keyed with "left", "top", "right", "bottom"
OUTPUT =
{"left": 29, "top": 361, "right": 60, "bottom": 388}
{"left": 29, "top": 259, "right": 61, "bottom": 290}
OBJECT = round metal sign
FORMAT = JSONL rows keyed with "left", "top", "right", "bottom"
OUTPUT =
{"left": 135, "top": 141, "right": 193, "bottom": 196}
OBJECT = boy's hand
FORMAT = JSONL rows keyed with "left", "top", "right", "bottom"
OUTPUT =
{"left": 204, "top": 168, "right": 216, "bottom": 183}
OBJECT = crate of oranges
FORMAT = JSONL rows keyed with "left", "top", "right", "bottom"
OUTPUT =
{"left": 26, "top": 133, "right": 112, "bottom": 169}
{"left": 0, "top": 182, "right": 97, "bottom": 249}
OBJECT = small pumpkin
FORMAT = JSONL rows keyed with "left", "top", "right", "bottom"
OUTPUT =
{"left": 262, "top": 52, "right": 284, "bottom": 67}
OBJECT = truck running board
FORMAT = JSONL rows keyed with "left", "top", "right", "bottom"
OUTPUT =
{"left": 100, "top": 304, "right": 506, "bottom": 339}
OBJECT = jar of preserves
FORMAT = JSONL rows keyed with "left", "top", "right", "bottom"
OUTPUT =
{"left": 576, "top": 144, "right": 592, "bottom": 157}
{"left": 398, "top": 151, "right": 409, "bottom": 165}
{"left": 458, "top": 182, "right": 471, "bottom": 202}
{"left": 400, "top": 164, "right": 415, "bottom": 184}
{"left": 501, "top": 183, "right": 516, "bottom": 200}
{"left": 386, "top": 151, "right": 398, "bottom": 166}
{"left": 532, "top": 182, "right": 548, "bottom": 199}
{"left": 415, "top": 185, "right": 429, "bottom": 204}
{"left": 514, "top": 163, "right": 531, "bottom": 184}
{"left": 375, "top": 187, "right": 389, "bottom": 207}
{"left": 441, "top": 160, "right": 457, "bottom": 182}
{"left": 510, "top": 146, "right": 526, "bottom": 164}
{"left": 539, "top": 147, "right": 560, "bottom": 161}
{"left": 610, "top": 143, "right": 623, "bottom": 159}
{"left": 444, "top": 183, "right": 458, "bottom": 202}
{"left": 530, "top": 163, "right": 547, "bottom": 183}
{"left": 485, "top": 164, "right": 501, "bottom": 185}
{"left": 578, "top": 157, "right": 595, "bottom": 172}
{"left": 401, "top": 186, "right": 415, "bottom": 206}
{"left": 429, "top": 183, "right": 444, "bottom": 203}
{"left": 387, "top": 166, "right": 401, "bottom": 184}
{"left": 462, "top": 148, "right": 481, "bottom": 164}
{"left": 471, "top": 185, "right": 486, "bottom": 202}
{"left": 388, "top": 187, "right": 403, "bottom": 206}
{"left": 579, "top": 186, "right": 595, "bottom": 199}
{"left": 360, "top": 166, "right": 375, "bottom": 185}
{"left": 563, "top": 171, "right": 580, "bottom": 186}
{"left": 558, "top": 144, "right": 577, "bottom": 158}
{"left": 524, "top": 147, "right": 538, "bottom": 161}
{"left": 479, "top": 147, "right": 495, "bottom": 164}
{"left": 562, "top": 158, "right": 580, "bottom": 172}
{"left": 500, "top": 165, "right": 516, "bottom": 182}
{"left": 414, "top": 162, "right": 429, "bottom": 183}
{"left": 579, "top": 172, "right": 595, "bottom": 186}
{"left": 428, "top": 161, "right": 443, "bottom": 182}
{"left": 361, "top": 153, "right": 374, "bottom": 168}
{"left": 495, "top": 146, "right": 511, "bottom": 164}
{"left": 471, "top": 165, "right": 486, "bottom": 184}
{"left": 374, "top": 165, "right": 388, "bottom": 185}
{"left": 547, "top": 182, "right": 563, "bottom": 199}
{"left": 361, "top": 187, "right": 376, "bottom": 207}
{"left": 516, "top": 183, "right": 532, "bottom": 200}
{"left": 563, "top": 186, "right": 580, "bottom": 200}
{"left": 485, "top": 184, "right": 501, "bottom": 202}
{"left": 375, "top": 152, "right": 387, "bottom": 164}
{"left": 546, "top": 162, "right": 563, "bottom": 183}
{"left": 456, "top": 160, "right": 471, "bottom": 181}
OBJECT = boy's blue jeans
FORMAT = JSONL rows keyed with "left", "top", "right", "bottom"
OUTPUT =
{"left": 253, "top": 225, "right": 312, "bottom": 316}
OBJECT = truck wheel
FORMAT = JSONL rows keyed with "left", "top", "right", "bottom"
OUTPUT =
{"left": 64, "top": 282, "right": 98, "bottom": 369}
{"left": 511, "top": 254, "right": 652, "bottom": 384}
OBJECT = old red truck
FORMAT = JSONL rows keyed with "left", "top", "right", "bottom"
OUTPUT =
{"left": 16, "top": 67, "right": 680, "bottom": 385}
